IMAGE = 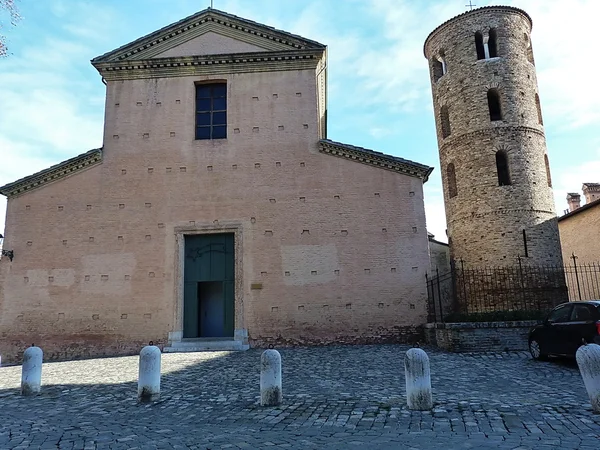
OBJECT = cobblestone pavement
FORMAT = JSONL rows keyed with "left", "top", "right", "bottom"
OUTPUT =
{"left": 1, "top": 345, "right": 599, "bottom": 449}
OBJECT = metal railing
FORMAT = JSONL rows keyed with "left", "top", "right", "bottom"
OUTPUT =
{"left": 426, "top": 257, "right": 600, "bottom": 323}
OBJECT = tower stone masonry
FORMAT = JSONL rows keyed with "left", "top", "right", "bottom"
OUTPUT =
{"left": 424, "top": 6, "right": 563, "bottom": 267}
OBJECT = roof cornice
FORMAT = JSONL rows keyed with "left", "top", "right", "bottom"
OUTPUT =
{"left": 92, "top": 8, "right": 325, "bottom": 65}
{"left": 0, "top": 149, "right": 103, "bottom": 199}
{"left": 424, "top": 6, "right": 533, "bottom": 58}
{"left": 319, "top": 139, "right": 433, "bottom": 182}
{"left": 95, "top": 49, "right": 323, "bottom": 81}
{"left": 559, "top": 197, "right": 600, "bottom": 222}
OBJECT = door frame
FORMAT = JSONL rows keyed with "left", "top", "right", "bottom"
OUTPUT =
{"left": 169, "top": 221, "right": 246, "bottom": 346}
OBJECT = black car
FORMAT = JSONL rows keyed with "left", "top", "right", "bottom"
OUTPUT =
{"left": 528, "top": 301, "right": 600, "bottom": 360}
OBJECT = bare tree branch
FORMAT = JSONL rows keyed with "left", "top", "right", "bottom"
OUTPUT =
{"left": 0, "top": 0, "right": 21, "bottom": 57}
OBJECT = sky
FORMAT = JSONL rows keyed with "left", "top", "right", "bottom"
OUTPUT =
{"left": 0, "top": 0, "right": 599, "bottom": 243}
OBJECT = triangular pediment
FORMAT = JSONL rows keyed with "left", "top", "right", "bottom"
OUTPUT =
{"left": 92, "top": 8, "right": 325, "bottom": 64}
{"left": 150, "top": 30, "right": 270, "bottom": 58}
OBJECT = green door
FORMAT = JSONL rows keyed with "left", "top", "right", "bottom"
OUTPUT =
{"left": 183, "top": 233, "right": 234, "bottom": 338}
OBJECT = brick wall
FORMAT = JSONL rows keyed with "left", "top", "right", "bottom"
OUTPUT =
{"left": 559, "top": 203, "right": 600, "bottom": 264}
{"left": 424, "top": 321, "right": 539, "bottom": 352}
{"left": 0, "top": 65, "right": 430, "bottom": 362}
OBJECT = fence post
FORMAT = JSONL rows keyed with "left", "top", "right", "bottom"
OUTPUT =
{"left": 435, "top": 268, "right": 444, "bottom": 323}
{"left": 571, "top": 253, "right": 582, "bottom": 301}
{"left": 426, "top": 272, "right": 436, "bottom": 323}
{"left": 460, "top": 259, "right": 468, "bottom": 314}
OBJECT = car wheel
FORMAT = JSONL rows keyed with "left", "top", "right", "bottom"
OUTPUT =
{"left": 529, "top": 339, "right": 548, "bottom": 360}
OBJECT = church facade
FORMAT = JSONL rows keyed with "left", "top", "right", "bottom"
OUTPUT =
{"left": 0, "top": 9, "right": 432, "bottom": 362}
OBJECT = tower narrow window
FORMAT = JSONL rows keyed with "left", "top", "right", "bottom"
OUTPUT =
{"left": 487, "top": 89, "right": 502, "bottom": 121}
{"left": 447, "top": 163, "right": 458, "bottom": 198}
{"left": 522, "top": 230, "right": 529, "bottom": 257}
{"left": 475, "top": 31, "right": 485, "bottom": 60}
{"left": 544, "top": 154, "right": 552, "bottom": 187}
{"left": 525, "top": 33, "right": 535, "bottom": 65}
{"left": 195, "top": 83, "right": 227, "bottom": 140}
{"left": 488, "top": 28, "right": 498, "bottom": 57}
{"left": 440, "top": 105, "right": 451, "bottom": 138}
{"left": 496, "top": 151, "right": 511, "bottom": 186}
{"left": 432, "top": 52, "right": 447, "bottom": 82}
{"left": 432, "top": 58, "right": 443, "bottom": 82}
{"left": 535, "top": 93, "right": 543, "bottom": 125}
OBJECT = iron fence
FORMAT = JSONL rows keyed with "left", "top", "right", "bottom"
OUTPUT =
{"left": 426, "top": 258, "right": 600, "bottom": 323}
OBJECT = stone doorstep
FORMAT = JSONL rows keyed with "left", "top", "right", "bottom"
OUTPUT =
{"left": 164, "top": 339, "right": 249, "bottom": 352}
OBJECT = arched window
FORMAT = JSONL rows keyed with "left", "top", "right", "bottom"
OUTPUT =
{"left": 432, "top": 58, "right": 443, "bottom": 82}
{"left": 535, "top": 93, "right": 543, "bottom": 125}
{"left": 496, "top": 151, "right": 511, "bottom": 186}
{"left": 447, "top": 163, "right": 458, "bottom": 198}
{"left": 487, "top": 89, "right": 502, "bottom": 121}
{"left": 440, "top": 105, "right": 451, "bottom": 138}
{"left": 544, "top": 154, "right": 552, "bottom": 187}
{"left": 475, "top": 31, "right": 485, "bottom": 60}
{"left": 488, "top": 28, "right": 498, "bottom": 57}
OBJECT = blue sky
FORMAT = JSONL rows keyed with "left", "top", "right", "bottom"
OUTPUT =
{"left": 0, "top": 0, "right": 598, "bottom": 243}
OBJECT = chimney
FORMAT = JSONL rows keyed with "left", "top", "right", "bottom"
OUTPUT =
{"left": 582, "top": 183, "right": 600, "bottom": 204}
{"left": 567, "top": 193, "right": 581, "bottom": 212}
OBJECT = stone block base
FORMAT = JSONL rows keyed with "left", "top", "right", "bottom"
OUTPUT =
{"left": 424, "top": 321, "right": 540, "bottom": 352}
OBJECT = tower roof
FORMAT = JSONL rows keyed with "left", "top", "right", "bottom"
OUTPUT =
{"left": 423, "top": 5, "right": 532, "bottom": 58}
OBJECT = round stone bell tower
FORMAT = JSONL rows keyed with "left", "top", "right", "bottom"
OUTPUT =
{"left": 424, "top": 6, "right": 563, "bottom": 267}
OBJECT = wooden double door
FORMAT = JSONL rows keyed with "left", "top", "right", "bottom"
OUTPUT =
{"left": 183, "top": 233, "right": 234, "bottom": 338}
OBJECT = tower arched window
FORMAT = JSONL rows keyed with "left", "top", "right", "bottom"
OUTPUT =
{"left": 440, "top": 105, "right": 451, "bottom": 138}
{"left": 488, "top": 28, "right": 498, "bottom": 58}
{"left": 544, "top": 154, "right": 552, "bottom": 187}
{"left": 487, "top": 89, "right": 502, "bottom": 121}
{"left": 535, "top": 93, "right": 543, "bottom": 125}
{"left": 496, "top": 151, "right": 511, "bottom": 186}
{"left": 475, "top": 31, "right": 485, "bottom": 60}
{"left": 447, "top": 163, "right": 458, "bottom": 198}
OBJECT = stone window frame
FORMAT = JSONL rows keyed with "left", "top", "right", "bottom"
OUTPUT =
{"left": 440, "top": 105, "right": 451, "bottom": 139}
{"left": 487, "top": 89, "right": 503, "bottom": 122}
{"left": 195, "top": 81, "right": 227, "bottom": 140}
{"left": 535, "top": 93, "right": 543, "bottom": 125}
{"left": 447, "top": 162, "right": 458, "bottom": 198}
{"left": 170, "top": 221, "right": 246, "bottom": 346}
{"left": 475, "top": 29, "right": 500, "bottom": 61}
{"left": 431, "top": 50, "right": 447, "bottom": 83}
{"left": 495, "top": 150, "right": 511, "bottom": 186}
{"left": 544, "top": 154, "right": 552, "bottom": 187}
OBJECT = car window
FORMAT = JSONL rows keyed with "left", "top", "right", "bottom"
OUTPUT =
{"left": 570, "top": 304, "right": 596, "bottom": 322}
{"left": 547, "top": 305, "right": 572, "bottom": 323}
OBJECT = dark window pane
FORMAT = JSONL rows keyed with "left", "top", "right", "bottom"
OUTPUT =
{"left": 547, "top": 305, "right": 572, "bottom": 323}
{"left": 196, "top": 113, "right": 211, "bottom": 126}
{"left": 196, "top": 126, "right": 210, "bottom": 140}
{"left": 196, "top": 98, "right": 211, "bottom": 112}
{"left": 213, "top": 85, "right": 227, "bottom": 97}
{"left": 213, "top": 111, "right": 227, "bottom": 125}
{"left": 213, "top": 97, "right": 227, "bottom": 111}
{"left": 196, "top": 85, "right": 211, "bottom": 98}
{"left": 212, "top": 126, "right": 227, "bottom": 139}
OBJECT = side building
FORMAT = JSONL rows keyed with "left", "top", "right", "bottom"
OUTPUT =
{"left": 0, "top": 8, "right": 433, "bottom": 362}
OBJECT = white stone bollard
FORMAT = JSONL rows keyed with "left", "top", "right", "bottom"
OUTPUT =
{"left": 21, "top": 346, "right": 43, "bottom": 396}
{"left": 138, "top": 345, "right": 161, "bottom": 402}
{"left": 260, "top": 349, "right": 282, "bottom": 406}
{"left": 576, "top": 343, "right": 600, "bottom": 412}
{"left": 404, "top": 348, "right": 433, "bottom": 410}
